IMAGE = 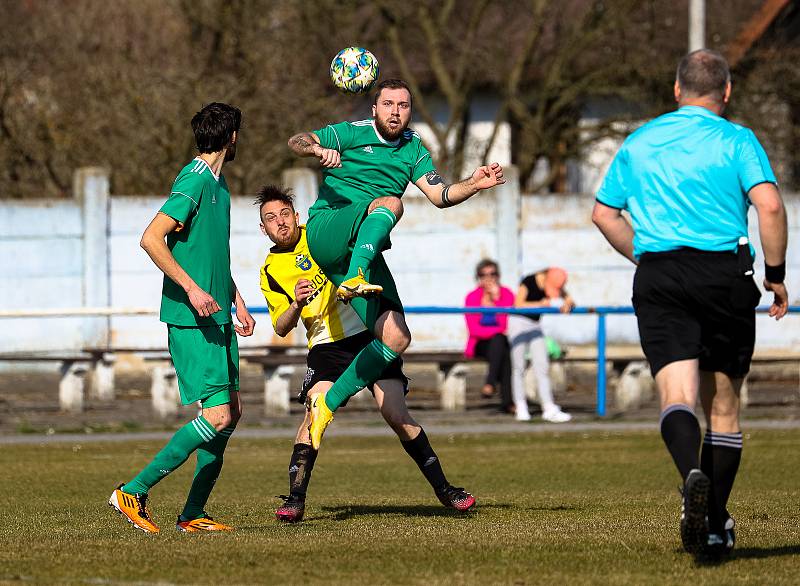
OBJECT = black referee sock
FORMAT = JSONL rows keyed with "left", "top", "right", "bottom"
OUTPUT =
{"left": 659, "top": 404, "right": 701, "bottom": 481}
{"left": 400, "top": 429, "right": 448, "bottom": 492}
{"left": 288, "top": 443, "right": 318, "bottom": 499}
{"left": 701, "top": 430, "right": 743, "bottom": 532}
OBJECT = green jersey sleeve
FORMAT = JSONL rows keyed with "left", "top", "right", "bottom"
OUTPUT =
{"left": 160, "top": 173, "right": 203, "bottom": 225}
{"left": 314, "top": 122, "right": 355, "bottom": 152}
{"left": 411, "top": 141, "right": 436, "bottom": 182}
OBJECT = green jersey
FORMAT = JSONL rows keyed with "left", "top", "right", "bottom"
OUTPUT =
{"left": 158, "top": 157, "right": 233, "bottom": 326}
{"left": 310, "top": 120, "right": 436, "bottom": 211}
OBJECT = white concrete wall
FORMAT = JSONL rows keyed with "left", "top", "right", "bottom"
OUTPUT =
{"left": 1, "top": 170, "right": 798, "bottom": 353}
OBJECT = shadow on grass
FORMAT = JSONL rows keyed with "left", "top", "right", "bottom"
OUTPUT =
{"left": 694, "top": 544, "right": 800, "bottom": 566}
{"left": 318, "top": 502, "right": 513, "bottom": 521}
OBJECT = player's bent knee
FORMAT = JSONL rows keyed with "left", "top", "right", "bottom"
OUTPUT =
{"left": 370, "top": 196, "right": 403, "bottom": 220}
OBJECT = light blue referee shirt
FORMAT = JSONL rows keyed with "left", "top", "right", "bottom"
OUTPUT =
{"left": 596, "top": 105, "right": 777, "bottom": 259}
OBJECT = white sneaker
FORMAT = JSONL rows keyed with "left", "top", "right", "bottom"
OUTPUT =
{"left": 542, "top": 407, "right": 572, "bottom": 423}
{"left": 515, "top": 412, "right": 532, "bottom": 422}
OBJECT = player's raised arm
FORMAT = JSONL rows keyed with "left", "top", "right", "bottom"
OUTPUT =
{"left": 414, "top": 163, "right": 505, "bottom": 209}
{"left": 288, "top": 131, "right": 341, "bottom": 168}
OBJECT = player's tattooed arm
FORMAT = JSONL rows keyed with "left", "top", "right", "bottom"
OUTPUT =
{"left": 288, "top": 132, "right": 320, "bottom": 156}
{"left": 424, "top": 171, "right": 455, "bottom": 206}
{"left": 288, "top": 131, "right": 342, "bottom": 168}
{"left": 417, "top": 166, "right": 505, "bottom": 208}
{"left": 425, "top": 170, "right": 444, "bottom": 186}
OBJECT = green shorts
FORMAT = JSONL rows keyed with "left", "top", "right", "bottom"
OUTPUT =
{"left": 307, "top": 201, "right": 403, "bottom": 331}
{"left": 167, "top": 323, "right": 239, "bottom": 407}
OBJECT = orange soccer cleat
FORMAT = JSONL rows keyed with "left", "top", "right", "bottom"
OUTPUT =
{"left": 176, "top": 514, "right": 234, "bottom": 532}
{"left": 108, "top": 484, "right": 160, "bottom": 534}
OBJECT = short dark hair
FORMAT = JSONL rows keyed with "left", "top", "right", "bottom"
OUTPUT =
{"left": 676, "top": 49, "right": 730, "bottom": 102}
{"left": 373, "top": 78, "right": 412, "bottom": 106}
{"left": 191, "top": 102, "right": 242, "bottom": 154}
{"left": 254, "top": 185, "right": 294, "bottom": 213}
{"left": 475, "top": 258, "right": 499, "bottom": 278}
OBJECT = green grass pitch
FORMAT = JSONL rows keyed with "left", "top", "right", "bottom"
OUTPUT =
{"left": 1, "top": 429, "right": 799, "bottom": 584}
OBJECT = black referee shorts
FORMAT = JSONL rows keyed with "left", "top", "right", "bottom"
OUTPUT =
{"left": 632, "top": 248, "right": 761, "bottom": 378}
{"left": 297, "top": 330, "right": 408, "bottom": 405}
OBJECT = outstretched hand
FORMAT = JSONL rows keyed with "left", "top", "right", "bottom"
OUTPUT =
{"left": 472, "top": 162, "right": 505, "bottom": 190}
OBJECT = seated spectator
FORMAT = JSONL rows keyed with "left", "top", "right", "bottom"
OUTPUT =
{"left": 507, "top": 267, "right": 575, "bottom": 422}
{"left": 464, "top": 259, "right": 515, "bottom": 413}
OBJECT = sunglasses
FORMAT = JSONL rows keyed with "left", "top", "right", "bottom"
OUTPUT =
{"left": 478, "top": 271, "right": 498, "bottom": 277}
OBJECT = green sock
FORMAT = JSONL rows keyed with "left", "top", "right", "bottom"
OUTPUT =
{"left": 180, "top": 425, "right": 235, "bottom": 520}
{"left": 122, "top": 416, "right": 217, "bottom": 495}
{"left": 326, "top": 339, "right": 399, "bottom": 411}
{"left": 345, "top": 207, "right": 396, "bottom": 280}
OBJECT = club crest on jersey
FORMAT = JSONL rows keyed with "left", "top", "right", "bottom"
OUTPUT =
{"left": 363, "top": 146, "right": 373, "bottom": 154}
{"left": 295, "top": 254, "right": 312, "bottom": 271}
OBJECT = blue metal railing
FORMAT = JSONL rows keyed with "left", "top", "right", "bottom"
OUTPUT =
{"left": 246, "top": 304, "right": 799, "bottom": 416}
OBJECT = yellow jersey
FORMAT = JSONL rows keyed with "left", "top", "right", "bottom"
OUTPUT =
{"left": 260, "top": 226, "right": 366, "bottom": 348}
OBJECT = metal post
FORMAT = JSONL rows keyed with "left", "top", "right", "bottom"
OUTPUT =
{"left": 689, "top": 0, "right": 705, "bottom": 52}
{"left": 596, "top": 312, "right": 607, "bottom": 416}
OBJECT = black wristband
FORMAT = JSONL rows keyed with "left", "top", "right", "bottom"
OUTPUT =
{"left": 764, "top": 262, "right": 786, "bottom": 284}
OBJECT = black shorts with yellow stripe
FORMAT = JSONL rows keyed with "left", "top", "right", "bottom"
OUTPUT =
{"left": 298, "top": 330, "right": 408, "bottom": 405}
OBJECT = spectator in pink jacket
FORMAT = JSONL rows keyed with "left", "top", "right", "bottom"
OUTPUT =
{"left": 464, "top": 259, "right": 515, "bottom": 413}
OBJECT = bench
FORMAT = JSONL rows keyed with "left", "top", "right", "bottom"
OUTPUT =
{"left": 0, "top": 350, "right": 111, "bottom": 413}
{"left": 243, "top": 348, "right": 577, "bottom": 415}
{"left": 112, "top": 346, "right": 282, "bottom": 419}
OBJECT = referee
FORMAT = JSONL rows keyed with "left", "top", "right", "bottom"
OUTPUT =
{"left": 593, "top": 49, "right": 789, "bottom": 557}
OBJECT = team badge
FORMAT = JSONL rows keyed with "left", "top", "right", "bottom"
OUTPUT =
{"left": 295, "top": 254, "right": 312, "bottom": 271}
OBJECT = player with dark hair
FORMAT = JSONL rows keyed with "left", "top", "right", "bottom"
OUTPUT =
{"left": 288, "top": 78, "right": 505, "bottom": 449}
{"left": 108, "top": 102, "right": 256, "bottom": 533}
{"left": 256, "top": 185, "right": 475, "bottom": 521}
{"left": 593, "top": 49, "right": 789, "bottom": 557}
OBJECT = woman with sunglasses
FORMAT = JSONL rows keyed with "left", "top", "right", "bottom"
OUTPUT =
{"left": 463, "top": 259, "right": 515, "bottom": 413}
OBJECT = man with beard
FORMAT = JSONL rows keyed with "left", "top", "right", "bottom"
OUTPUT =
{"left": 109, "top": 102, "right": 256, "bottom": 533}
{"left": 256, "top": 185, "right": 475, "bottom": 521}
{"left": 288, "top": 79, "right": 505, "bottom": 449}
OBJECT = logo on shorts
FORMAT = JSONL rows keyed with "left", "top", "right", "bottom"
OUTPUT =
{"left": 295, "top": 254, "right": 312, "bottom": 271}
{"left": 360, "top": 243, "right": 374, "bottom": 253}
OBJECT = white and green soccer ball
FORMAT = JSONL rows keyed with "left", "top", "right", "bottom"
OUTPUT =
{"left": 330, "top": 47, "right": 380, "bottom": 94}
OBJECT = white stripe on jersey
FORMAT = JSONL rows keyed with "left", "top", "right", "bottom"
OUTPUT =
{"left": 191, "top": 157, "right": 219, "bottom": 181}
{"left": 327, "top": 125, "right": 342, "bottom": 151}
{"left": 171, "top": 191, "right": 199, "bottom": 206}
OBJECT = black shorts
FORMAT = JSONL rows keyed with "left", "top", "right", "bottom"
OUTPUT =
{"left": 297, "top": 330, "right": 408, "bottom": 405}
{"left": 632, "top": 249, "right": 761, "bottom": 378}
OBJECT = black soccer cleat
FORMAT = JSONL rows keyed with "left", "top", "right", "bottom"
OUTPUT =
{"left": 680, "top": 469, "right": 710, "bottom": 554}
{"left": 703, "top": 516, "right": 736, "bottom": 558}
{"left": 435, "top": 485, "right": 476, "bottom": 512}
{"left": 275, "top": 494, "right": 305, "bottom": 523}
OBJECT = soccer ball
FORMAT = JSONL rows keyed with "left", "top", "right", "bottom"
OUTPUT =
{"left": 330, "top": 47, "right": 379, "bottom": 94}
